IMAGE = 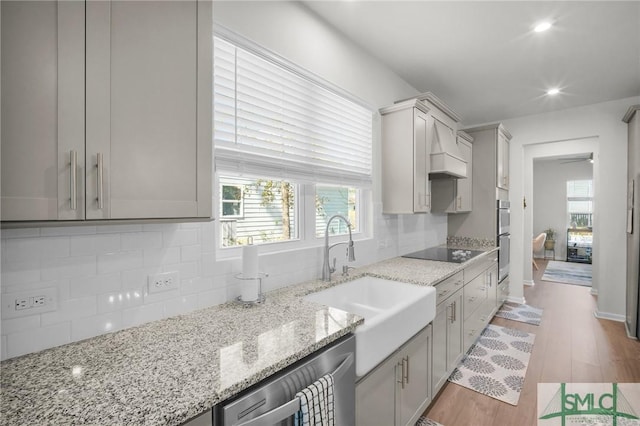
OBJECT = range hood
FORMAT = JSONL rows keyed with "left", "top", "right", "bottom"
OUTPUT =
{"left": 395, "top": 92, "right": 467, "bottom": 179}
{"left": 430, "top": 119, "right": 467, "bottom": 179}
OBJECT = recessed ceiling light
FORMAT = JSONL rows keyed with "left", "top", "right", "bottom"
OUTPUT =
{"left": 547, "top": 88, "right": 560, "bottom": 96}
{"left": 534, "top": 21, "right": 552, "bottom": 32}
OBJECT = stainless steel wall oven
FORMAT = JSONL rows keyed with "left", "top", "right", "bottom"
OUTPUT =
{"left": 497, "top": 200, "right": 510, "bottom": 283}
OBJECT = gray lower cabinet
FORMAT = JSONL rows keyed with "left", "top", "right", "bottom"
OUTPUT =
{"left": 356, "top": 325, "right": 432, "bottom": 426}
{"left": 431, "top": 287, "right": 464, "bottom": 397}
{"left": 1, "top": 0, "right": 212, "bottom": 223}
{"left": 463, "top": 257, "right": 499, "bottom": 353}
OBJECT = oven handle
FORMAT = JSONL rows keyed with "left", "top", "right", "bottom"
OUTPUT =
{"left": 234, "top": 353, "right": 354, "bottom": 426}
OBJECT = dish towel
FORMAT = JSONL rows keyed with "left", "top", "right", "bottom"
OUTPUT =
{"left": 294, "top": 373, "right": 335, "bottom": 426}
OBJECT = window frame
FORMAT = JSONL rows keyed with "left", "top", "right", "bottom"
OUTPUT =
{"left": 220, "top": 184, "right": 245, "bottom": 220}
{"left": 213, "top": 28, "right": 374, "bottom": 259}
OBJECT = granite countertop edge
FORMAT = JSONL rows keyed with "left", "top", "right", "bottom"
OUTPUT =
{"left": 0, "top": 243, "right": 497, "bottom": 426}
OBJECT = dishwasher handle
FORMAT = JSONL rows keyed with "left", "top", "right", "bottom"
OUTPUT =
{"left": 234, "top": 353, "right": 354, "bottom": 426}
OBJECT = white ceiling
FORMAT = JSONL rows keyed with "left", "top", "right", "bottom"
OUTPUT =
{"left": 302, "top": 1, "right": 640, "bottom": 125}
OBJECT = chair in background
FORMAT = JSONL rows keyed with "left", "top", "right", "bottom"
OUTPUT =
{"left": 532, "top": 232, "right": 547, "bottom": 270}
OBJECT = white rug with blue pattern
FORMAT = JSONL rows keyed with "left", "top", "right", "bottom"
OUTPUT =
{"left": 448, "top": 324, "right": 536, "bottom": 406}
{"left": 541, "top": 260, "right": 592, "bottom": 287}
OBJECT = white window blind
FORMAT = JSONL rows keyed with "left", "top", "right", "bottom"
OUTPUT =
{"left": 214, "top": 37, "right": 373, "bottom": 186}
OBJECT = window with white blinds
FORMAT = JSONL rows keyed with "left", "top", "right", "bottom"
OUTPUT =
{"left": 214, "top": 37, "right": 373, "bottom": 186}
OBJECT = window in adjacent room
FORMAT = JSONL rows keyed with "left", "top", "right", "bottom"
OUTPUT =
{"left": 567, "top": 179, "right": 593, "bottom": 227}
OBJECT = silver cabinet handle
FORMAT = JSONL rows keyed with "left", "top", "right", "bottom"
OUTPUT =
{"left": 69, "top": 150, "right": 77, "bottom": 210}
{"left": 457, "top": 195, "right": 462, "bottom": 210}
{"left": 453, "top": 300, "right": 457, "bottom": 322}
{"left": 398, "top": 360, "right": 405, "bottom": 389}
{"left": 404, "top": 356, "right": 410, "bottom": 385}
{"left": 96, "top": 153, "right": 104, "bottom": 209}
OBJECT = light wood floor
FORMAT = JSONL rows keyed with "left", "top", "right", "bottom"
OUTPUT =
{"left": 423, "top": 259, "right": 640, "bottom": 426}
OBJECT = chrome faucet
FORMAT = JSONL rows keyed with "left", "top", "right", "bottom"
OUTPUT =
{"left": 322, "top": 214, "right": 356, "bottom": 282}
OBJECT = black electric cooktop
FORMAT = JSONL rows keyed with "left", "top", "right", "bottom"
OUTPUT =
{"left": 402, "top": 247, "right": 485, "bottom": 263}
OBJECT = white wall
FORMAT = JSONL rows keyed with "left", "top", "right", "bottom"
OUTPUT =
{"left": 533, "top": 159, "right": 593, "bottom": 261}
{"left": 504, "top": 96, "right": 640, "bottom": 320}
{"left": 0, "top": 1, "right": 449, "bottom": 360}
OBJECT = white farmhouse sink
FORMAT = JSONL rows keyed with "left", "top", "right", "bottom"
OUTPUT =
{"left": 304, "top": 276, "right": 436, "bottom": 377}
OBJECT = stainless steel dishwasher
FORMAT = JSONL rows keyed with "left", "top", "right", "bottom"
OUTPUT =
{"left": 213, "top": 334, "right": 355, "bottom": 426}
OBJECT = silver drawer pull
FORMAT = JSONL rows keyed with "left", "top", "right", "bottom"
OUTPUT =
{"left": 96, "top": 153, "right": 104, "bottom": 209}
{"left": 69, "top": 150, "right": 77, "bottom": 210}
{"left": 438, "top": 289, "right": 449, "bottom": 297}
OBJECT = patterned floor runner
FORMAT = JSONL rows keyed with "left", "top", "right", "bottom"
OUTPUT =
{"left": 448, "top": 324, "right": 536, "bottom": 406}
{"left": 415, "top": 417, "right": 443, "bottom": 426}
{"left": 541, "top": 260, "right": 592, "bottom": 286}
{"left": 495, "top": 302, "right": 543, "bottom": 326}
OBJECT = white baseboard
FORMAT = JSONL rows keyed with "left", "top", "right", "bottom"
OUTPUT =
{"left": 523, "top": 279, "right": 534, "bottom": 287}
{"left": 506, "top": 295, "right": 525, "bottom": 304}
{"left": 593, "top": 310, "right": 625, "bottom": 322}
{"left": 624, "top": 322, "right": 638, "bottom": 339}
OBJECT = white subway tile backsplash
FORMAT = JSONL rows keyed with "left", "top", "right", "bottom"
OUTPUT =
{"left": 121, "top": 302, "right": 164, "bottom": 328}
{"left": 121, "top": 232, "right": 163, "bottom": 250}
{"left": 2, "top": 237, "right": 69, "bottom": 263}
{"left": 7, "top": 322, "right": 70, "bottom": 359}
{"left": 1, "top": 260, "right": 41, "bottom": 286}
{"left": 163, "top": 294, "right": 200, "bottom": 317}
{"left": 96, "top": 224, "right": 143, "bottom": 234}
{"left": 70, "top": 234, "right": 120, "bottom": 256}
{"left": 1, "top": 315, "right": 41, "bottom": 335}
{"left": 69, "top": 273, "right": 121, "bottom": 299}
{"left": 201, "top": 253, "right": 216, "bottom": 277}
{"left": 181, "top": 245, "right": 202, "bottom": 262}
{"left": 71, "top": 312, "right": 122, "bottom": 341}
{"left": 40, "top": 226, "right": 97, "bottom": 237}
{"left": 121, "top": 268, "right": 153, "bottom": 292}
{"left": 1, "top": 335, "right": 7, "bottom": 360}
{"left": 41, "top": 256, "right": 97, "bottom": 281}
{"left": 41, "top": 296, "right": 98, "bottom": 326}
{"left": 169, "top": 262, "right": 199, "bottom": 280}
{"left": 143, "top": 288, "right": 180, "bottom": 305}
{"left": 181, "top": 277, "right": 214, "bottom": 295}
{"left": 98, "top": 290, "right": 144, "bottom": 314}
{"left": 0, "top": 228, "right": 40, "bottom": 239}
{"left": 196, "top": 289, "right": 226, "bottom": 310}
{"left": 163, "top": 229, "right": 198, "bottom": 247}
{"left": 97, "top": 251, "right": 143, "bottom": 275}
{"left": 1, "top": 212, "right": 446, "bottom": 359}
{"left": 143, "top": 247, "right": 180, "bottom": 267}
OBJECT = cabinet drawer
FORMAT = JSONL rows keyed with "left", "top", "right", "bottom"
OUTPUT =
{"left": 463, "top": 302, "right": 493, "bottom": 351}
{"left": 434, "top": 271, "right": 463, "bottom": 305}
{"left": 463, "top": 252, "right": 498, "bottom": 284}
{"left": 463, "top": 274, "right": 487, "bottom": 320}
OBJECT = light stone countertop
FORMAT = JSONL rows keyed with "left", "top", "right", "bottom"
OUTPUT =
{"left": 0, "top": 244, "right": 497, "bottom": 426}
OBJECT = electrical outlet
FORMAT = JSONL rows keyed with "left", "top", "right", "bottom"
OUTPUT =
{"left": 15, "top": 298, "right": 29, "bottom": 310}
{"left": 148, "top": 271, "right": 180, "bottom": 294}
{"left": 2, "top": 287, "right": 58, "bottom": 319}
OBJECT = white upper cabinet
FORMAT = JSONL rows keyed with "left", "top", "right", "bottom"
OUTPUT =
{"left": 496, "top": 128, "right": 510, "bottom": 190}
{"left": 1, "top": 0, "right": 212, "bottom": 224}
{"left": 380, "top": 100, "right": 432, "bottom": 214}
{"left": 1, "top": 1, "right": 85, "bottom": 221}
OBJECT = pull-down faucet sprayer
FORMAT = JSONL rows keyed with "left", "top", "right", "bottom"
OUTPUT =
{"left": 322, "top": 214, "right": 355, "bottom": 282}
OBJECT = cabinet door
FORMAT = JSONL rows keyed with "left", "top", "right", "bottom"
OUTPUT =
{"left": 456, "top": 139, "right": 473, "bottom": 212}
{"left": 431, "top": 301, "right": 449, "bottom": 396}
{"left": 397, "top": 325, "right": 431, "bottom": 426}
{"left": 487, "top": 264, "right": 499, "bottom": 316}
{"left": 85, "top": 0, "right": 211, "bottom": 220}
{"left": 413, "top": 109, "right": 431, "bottom": 212}
{"left": 1, "top": 1, "right": 85, "bottom": 221}
{"left": 497, "top": 133, "right": 509, "bottom": 190}
{"left": 447, "top": 290, "right": 465, "bottom": 371}
{"left": 355, "top": 358, "right": 396, "bottom": 426}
